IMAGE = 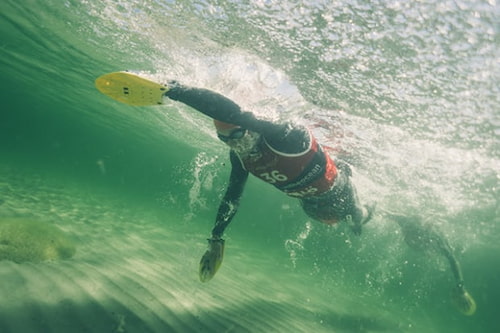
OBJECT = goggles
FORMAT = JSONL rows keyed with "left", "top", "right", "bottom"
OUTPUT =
{"left": 217, "top": 127, "right": 247, "bottom": 142}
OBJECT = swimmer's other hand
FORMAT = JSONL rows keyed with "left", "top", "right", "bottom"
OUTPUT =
{"left": 199, "top": 238, "right": 225, "bottom": 282}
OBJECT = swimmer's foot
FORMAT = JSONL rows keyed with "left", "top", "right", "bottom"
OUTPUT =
{"left": 347, "top": 204, "right": 376, "bottom": 236}
{"left": 361, "top": 203, "right": 376, "bottom": 225}
{"left": 349, "top": 217, "right": 362, "bottom": 236}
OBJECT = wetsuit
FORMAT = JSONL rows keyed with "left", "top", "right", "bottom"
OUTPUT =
{"left": 165, "top": 85, "right": 365, "bottom": 237}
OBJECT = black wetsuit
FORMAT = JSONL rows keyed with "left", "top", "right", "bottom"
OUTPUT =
{"left": 165, "top": 85, "right": 365, "bottom": 237}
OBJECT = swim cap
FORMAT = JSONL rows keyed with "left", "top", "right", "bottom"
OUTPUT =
{"left": 213, "top": 119, "right": 239, "bottom": 133}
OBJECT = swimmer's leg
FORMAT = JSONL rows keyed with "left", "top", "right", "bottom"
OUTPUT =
{"left": 336, "top": 161, "right": 375, "bottom": 235}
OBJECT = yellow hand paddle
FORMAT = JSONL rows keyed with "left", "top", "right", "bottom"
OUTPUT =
{"left": 199, "top": 238, "right": 225, "bottom": 282}
{"left": 451, "top": 285, "right": 477, "bottom": 316}
{"left": 95, "top": 71, "right": 168, "bottom": 106}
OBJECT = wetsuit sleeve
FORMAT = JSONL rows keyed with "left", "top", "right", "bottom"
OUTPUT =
{"left": 211, "top": 151, "right": 249, "bottom": 238}
{"left": 165, "top": 84, "right": 310, "bottom": 154}
{"left": 436, "top": 234, "right": 464, "bottom": 286}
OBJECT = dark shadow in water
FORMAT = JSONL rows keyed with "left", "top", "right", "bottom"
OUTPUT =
{"left": 206, "top": 299, "right": 404, "bottom": 333}
{"left": 0, "top": 297, "right": 157, "bottom": 333}
{"left": 315, "top": 311, "right": 404, "bottom": 332}
{"left": 0, "top": 297, "right": 403, "bottom": 333}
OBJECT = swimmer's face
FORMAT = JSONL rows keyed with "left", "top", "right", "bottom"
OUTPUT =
{"left": 216, "top": 127, "right": 260, "bottom": 153}
{"left": 216, "top": 127, "right": 247, "bottom": 143}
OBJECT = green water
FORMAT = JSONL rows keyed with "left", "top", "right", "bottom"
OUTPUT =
{"left": 1, "top": 0, "right": 499, "bottom": 332}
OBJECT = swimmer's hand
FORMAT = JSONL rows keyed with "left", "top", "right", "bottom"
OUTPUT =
{"left": 346, "top": 215, "right": 363, "bottom": 236}
{"left": 451, "top": 284, "right": 477, "bottom": 316}
{"left": 199, "top": 238, "right": 225, "bottom": 282}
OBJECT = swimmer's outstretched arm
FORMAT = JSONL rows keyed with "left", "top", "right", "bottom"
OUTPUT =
{"left": 166, "top": 84, "right": 275, "bottom": 133}
{"left": 165, "top": 84, "right": 310, "bottom": 153}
